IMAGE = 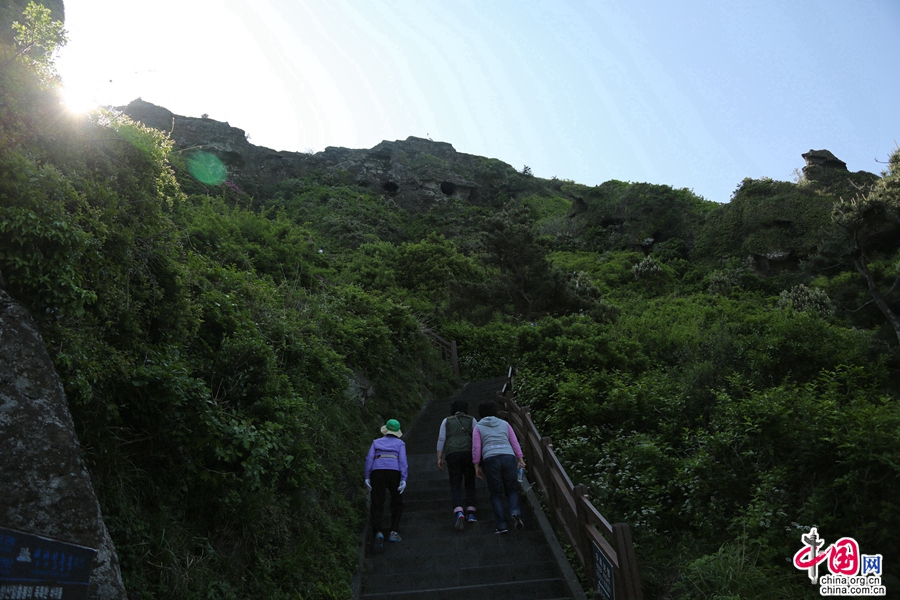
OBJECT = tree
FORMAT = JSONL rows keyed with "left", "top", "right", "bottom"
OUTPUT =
{"left": 459, "top": 203, "right": 603, "bottom": 322}
{"left": 1, "top": 1, "right": 67, "bottom": 151}
{"left": 831, "top": 148, "right": 900, "bottom": 344}
{"left": 3, "top": 1, "right": 67, "bottom": 84}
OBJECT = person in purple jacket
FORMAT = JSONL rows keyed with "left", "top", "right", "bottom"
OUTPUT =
{"left": 364, "top": 418, "right": 408, "bottom": 553}
{"left": 472, "top": 401, "right": 526, "bottom": 534}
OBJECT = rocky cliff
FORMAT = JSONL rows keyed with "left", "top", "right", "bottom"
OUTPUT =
{"left": 121, "top": 99, "right": 521, "bottom": 212}
{"left": 0, "top": 290, "right": 127, "bottom": 599}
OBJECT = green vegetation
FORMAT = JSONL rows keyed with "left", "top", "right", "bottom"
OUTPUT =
{"left": 1, "top": 7, "right": 454, "bottom": 598}
{"left": 2, "top": 4, "right": 898, "bottom": 598}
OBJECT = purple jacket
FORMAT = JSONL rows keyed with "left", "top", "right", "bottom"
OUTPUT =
{"left": 364, "top": 435, "right": 408, "bottom": 482}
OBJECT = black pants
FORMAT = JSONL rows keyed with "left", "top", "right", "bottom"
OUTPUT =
{"left": 445, "top": 451, "right": 476, "bottom": 512}
{"left": 370, "top": 469, "right": 403, "bottom": 537}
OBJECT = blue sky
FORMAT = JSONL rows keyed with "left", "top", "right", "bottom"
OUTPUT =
{"left": 56, "top": 0, "right": 899, "bottom": 203}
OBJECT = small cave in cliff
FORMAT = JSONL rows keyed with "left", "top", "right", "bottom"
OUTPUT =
{"left": 440, "top": 181, "right": 456, "bottom": 195}
{"left": 382, "top": 181, "right": 399, "bottom": 193}
{"left": 222, "top": 151, "right": 245, "bottom": 169}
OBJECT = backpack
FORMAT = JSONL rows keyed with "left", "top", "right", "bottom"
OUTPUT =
{"left": 443, "top": 413, "right": 474, "bottom": 456}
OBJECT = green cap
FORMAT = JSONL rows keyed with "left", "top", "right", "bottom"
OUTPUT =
{"left": 381, "top": 419, "right": 402, "bottom": 437}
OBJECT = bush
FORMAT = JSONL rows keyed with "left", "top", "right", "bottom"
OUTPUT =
{"left": 673, "top": 540, "right": 799, "bottom": 599}
{"left": 777, "top": 284, "right": 833, "bottom": 317}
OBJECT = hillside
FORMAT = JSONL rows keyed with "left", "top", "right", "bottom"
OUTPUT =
{"left": 2, "top": 4, "right": 899, "bottom": 598}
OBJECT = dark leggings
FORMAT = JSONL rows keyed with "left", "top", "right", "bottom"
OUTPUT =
{"left": 445, "top": 451, "right": 476, "bottom": 511}
{"left": 370, "top": 469, "right": 403, "bottom": 537}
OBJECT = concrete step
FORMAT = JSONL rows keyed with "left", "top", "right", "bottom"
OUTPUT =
{"left": 397, "top": 486, "right": 487, "bottom": 507}
{"left": 365, "top": 528, "right": 553, "bottom": 563}
{"left": 364, "top": 533, "right": 556, "bottom": 573}
{"left": 361, "top": 577, "right": 571, "bottom": 600}
{"left": 404, "top": 468, "right": 487, "bottom": 494}
{"left": 398, "top": 516, "right": 537, "bottom": 540}
{"left": 379, "top": 524, "right": 548, "bottom": 551}
{"left": 396, "top": 496, "right": 539, "bottom": 532}
{"left": 364, "top": 558, "right": 561, "bottom": 591}
{"left": 372, "top": 478, "right": 539, "bottom": 532}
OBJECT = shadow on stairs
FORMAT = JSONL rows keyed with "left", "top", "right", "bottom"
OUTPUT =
{"left": 356, "top": 377, "right": 587, "bottom": 600}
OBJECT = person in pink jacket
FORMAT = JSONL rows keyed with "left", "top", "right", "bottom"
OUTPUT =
{"left": 472, "top": 401, "right": 526, "bottom": 534}
{"left": 364, "top": 418, "right": 408, "bottom": 552}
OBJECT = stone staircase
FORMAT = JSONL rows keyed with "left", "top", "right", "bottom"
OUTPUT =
{"left": 358, "top": 377, "right": 584, "bottom": 599}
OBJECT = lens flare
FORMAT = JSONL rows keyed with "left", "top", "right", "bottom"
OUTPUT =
{"left": 186, "top": 151, "right": 227, "bottom": 185}
{"left": 60, "top": 82, "right": 100, "bottom": 114}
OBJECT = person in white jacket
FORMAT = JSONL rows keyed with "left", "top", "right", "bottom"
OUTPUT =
{"left": 472, "top": 401, "right": 526, "bottom": 534}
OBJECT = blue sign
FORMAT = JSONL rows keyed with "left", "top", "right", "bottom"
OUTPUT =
{"left": 0, "top": 526, "right": 96, "bottom": 600}
{"left": 591, "top": 540, "right": 615, "bottom": 600}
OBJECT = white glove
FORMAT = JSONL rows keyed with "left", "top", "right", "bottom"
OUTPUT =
{"left": 398, "top": 481, "right": 407, "bottom": 494}
{"left": 365, "top": 479, "right": 371, "bottom": 490}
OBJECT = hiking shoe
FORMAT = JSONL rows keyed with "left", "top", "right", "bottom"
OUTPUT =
{"left": 373, "top": 532, "right": 384, "bottom": 553}
{"left": 388, "top": 531, "right": 402, "bottom": 543}
{"left": 455, "top": 511, "right": 465, "bottom": 531}
{"left": 512, "top": 513, "right": 525, "bottom": 530}
{"left": 466, "top": 513, "right": 477, "bottom": 523}
{"left": 494, "top": 527, "right": 509, "bottom": 534}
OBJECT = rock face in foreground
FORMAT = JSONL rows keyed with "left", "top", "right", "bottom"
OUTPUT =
{"left": 122, "top": 98, "right": 519, "bottom": 212}
{"left": 0, "top": 290, "right": 127, "bottom": 599}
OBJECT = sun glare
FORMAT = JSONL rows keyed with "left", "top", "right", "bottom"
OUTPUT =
{"left": 60, "top": 82, "right": 100, "bottom": 114}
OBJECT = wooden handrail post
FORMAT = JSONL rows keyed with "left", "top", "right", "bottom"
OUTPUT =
{"left": 450, "top": 340, "right": 458, "bottom": 377}
{"left": 522, "top": 407, "right": 532, "bottom": 457}
{"left": 613, "top": 522, "right": 643, "bottom": 600}
{"left": 539, "top": 435, "right": 552, "bottom": 455}
{"left": 539, "top": 436, "right": 552, "bottom": 505}
{"left": 573, "top": 484, "right": 591, "bottom": 588}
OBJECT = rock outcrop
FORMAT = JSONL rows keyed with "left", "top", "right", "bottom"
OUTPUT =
{"left": 0, "top": 290, "right": 127, "bottom": 599}
{"left": 800, "top": 149, "right": 879, "bottom": 196}
{"left": 801, "top": 148, "right": 850, "bottom": 186}
{"left": 121, "top": 99, "right": 518, "bottom": 212}
{"left": 801, "top": 149, "right": 848, "bottom": 171}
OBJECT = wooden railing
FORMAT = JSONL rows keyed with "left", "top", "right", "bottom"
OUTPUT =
{"left": 422, "top": 328, "right": 459, "bottom": 378}
{"left": 495, "top": 367, "right": 643, "bottom": 600}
